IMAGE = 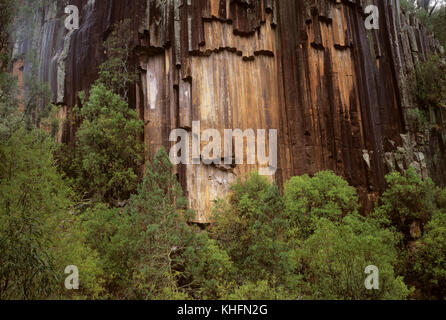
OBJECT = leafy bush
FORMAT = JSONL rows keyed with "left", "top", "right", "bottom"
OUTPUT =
{"left": 0, "top": 128, "right": 103, "bottom": 299}
{"left": 210, "top": 173, "right": 292, "bottom": 285}
{"left": 118, "top": 147, "right": 196, "bottom": 299}
{"left": 283, "top": 170, "right": 360, "bottom": 240}
{"left": 74, "top": 84, "right": 144, "bottom": 203}
{"left": 294, "top": 215, "right": 411, "bottom": 300}
{"left": 225, "top": 280, "right": 298, "bottom": 300}
{"left": 372, "top": 168, "right": 446, "bottom": 299}
{"left": 182, "top": 233, "right": 235, "bottom": 300}
{"left": 80, "top": 148, "right": 236, "bottom": 300}
{"left": 413, "top": 210, "right": 446, "bottom": 299}
{"left": 0, "top": 128, "right": 67, "bottom": 299}
{"left": 80, "top": 148, "right": 192, "bottom": 299}
{"left": 372, "top": 167, "right": 436, "bottom": 243}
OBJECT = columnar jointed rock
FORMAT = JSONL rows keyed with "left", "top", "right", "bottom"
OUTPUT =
{"left": 12, "top": 0, "right": 446, "bottom": 222}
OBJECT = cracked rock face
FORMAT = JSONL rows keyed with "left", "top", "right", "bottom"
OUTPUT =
{"left": 12, "top": 0, "right": 446, "bottom": 222}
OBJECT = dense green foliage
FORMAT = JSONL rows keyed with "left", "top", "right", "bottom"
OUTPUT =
{"left": 211, "top": 174, "right": 290, "bottom": 285}
{"left": 79, "top": 148, "right": 234, "bottom": 300}
{"left": 283, "top": 171, "right": 360, "bottom": 239}
{"left": 74, "top": 84, "right": 144, "bottom": 203}
{"left": 80, "top": 148, "right": 196, "bottom": 299}
{"left": 0, "top": 0, "right": 15, "bottom": 69}
{"left": 0, "top": 128, "right": 103, "bottom": 299}
{"left": 0, "top": 129, "right": 66, "bottom": 299}
{"left": 295, "top": 215, "right": 410, "bottom": 299}
{"left": 373, "top": 167, "right": 436, "bottom": 242}
{"left": 372, "top": 168, "right": 446, "bottom": 299}
{"left": 413, "top": 210, "right": 446, "bottom": 299}
{"left": 3, "top": 128, "right": 444, "bottom": 299}
{"left": 208, "top": 172, "right": 412, "bottom": 300}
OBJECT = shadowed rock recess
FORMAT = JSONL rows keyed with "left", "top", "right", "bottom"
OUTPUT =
{"left": 12, "top": 0, "right": 446, "bottom": 222}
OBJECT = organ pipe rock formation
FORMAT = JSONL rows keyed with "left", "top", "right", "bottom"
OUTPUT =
{"left": 12, "top": 0, "right": 446, "bottom": 222}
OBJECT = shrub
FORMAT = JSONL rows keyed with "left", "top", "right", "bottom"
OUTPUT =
{"left": 413, "top": 210, "right": 446, "bottom": 299}
{"left": 295, "top": 215, "right": 411, "bottom": 300}
{"left": 283, "top": 170, "right": 360, "bottom": 240}
{"left": 210, "top": 173, "right": 291, "bottom": 285}
{"left": 74, "top": 84, "right": 144, "bottom": 203}
{"left": 225, "top": 280, "right": 298, "bottom": 300}
{"left": 0, "top": 128, "right": 103, "bottom": 299}
{"left": 372, "top": 167, "right": 436, "bottom": 243}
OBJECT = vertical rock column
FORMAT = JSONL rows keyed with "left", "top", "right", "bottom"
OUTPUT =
{"left": 136, "top": 0, "right": 281, "bottom": 223}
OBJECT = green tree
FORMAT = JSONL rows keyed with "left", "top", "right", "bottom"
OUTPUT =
{"left": 81, "top": 148, "right": 204, "bottom": 299}
{"left": 413, "top": 210, "right": 446, "bottom": 299}
{"left": 97, "top": 19, "right": 137, "bottom": 100}
{"left": 0, "top": 128, "right": 66, "bottom": 299}
{"left": 81, "top": 203, "right": 129, "bottom": 298}
{"left": 120, "top": 147, "right": 196, "bottom": 299}
{"left": 283, "top": 170, "right": 360, "bottom": 240}
{"left": 210, "top": 173, "right": 295, "bottom": 291}
{"left": 181, "top": 232, "right": 235, "bottom": 299}
{"left": 0, "top": 0, "right": 20, "bottom": 142}
{"left": 294, "top": 215, "right": 411, "bottom": 300}
{"left": 0, "top": 0, "right": 15, "bottom": 70}
{"left": 49, "top": 211, "right": 105, "bottom": 300}
{"left": 371, "top": 168, "right": 444, "bottom": 299}
{"left": 225, "top": 280, "right": 298, "bottom": 300}
{"left": 372, "top": 167, "right": 436, "bottom": 244}
{"left": 74, "top": 84, "right": 144, "bottom": 203}
{"left": 0, "top": 128, "right": 103, "bottom": 299}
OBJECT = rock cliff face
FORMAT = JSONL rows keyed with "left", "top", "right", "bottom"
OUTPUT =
{"left": 12, "top": 0, "right": 446, "bottom": 222}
